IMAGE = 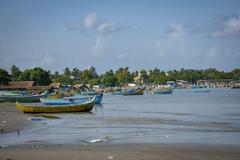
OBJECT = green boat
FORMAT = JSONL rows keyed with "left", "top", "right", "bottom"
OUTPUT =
{"left": 0, "top": 91, "right": 48, "bottom": 102}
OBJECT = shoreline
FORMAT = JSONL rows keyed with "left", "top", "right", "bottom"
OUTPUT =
{"left": 1, "top": 143, "right": 240, "bottom": 160}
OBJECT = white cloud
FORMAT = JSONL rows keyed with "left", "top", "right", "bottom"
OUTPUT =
{"left": 92, "top": 35, "right": 105, "bottom": 55}
{"left": 207, "top": 46, "right": 219, "bottom": 58}
{"left": 84, "top": 13, "right": 96, "bottom": 29}
{"left": 41, "top": 51, "right": 55, "bottom": 64}
{"left": 117, "top": 54, "right": 126, "bottom": 60}
{"left": 97, "top": 21, "right": 121, "bottom": 33}
{"left": 165, "top": 22, "right": 185, "bottom": 38}
{"left": 212, "top": 11, "right": 240, "bottom": 37}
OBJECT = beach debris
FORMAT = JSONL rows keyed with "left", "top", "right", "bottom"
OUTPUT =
{"left": 29, "top": 117, "right": 43, "bottom": 121}
{"left": 166, "top": 135, "right": 169, "bottom": 138}
{"left": 89, "top": 138, "right": 103, "bottom": 143}
{"left": 39, "top": 114, "right": 61, "bottom": 119}
{"left": 89, "top": 136, "right": 111, "bottom": 143}
{"left": 0, "top": 128, "right": 4, "bottom": 133}
{"left": 0, "top": 144, "right": 8, "bottom": 148}
{"left": 1, "top": 158, "right": 11, "bottom": 160}
{"left": 31, "top": 145, "right": 37, "bottom": 149}
{"left": 17, "top": 130, "right": 20, "bottom": 137}
{"left": 108, "top": 156, "right": 115, "bottom": 159}
{"left": 1, "top": 111, "right": 6, "bottom": 114}
{"left": 136, "top": 132, "right": 144, "bottom": 136}
{"left": 1, "top": 121, "right": 6, "bottom": 124}
{"left": 135, "top": 129, "right": 144, "bottom": 136}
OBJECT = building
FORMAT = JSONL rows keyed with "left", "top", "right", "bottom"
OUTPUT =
{"left": 176, "top": 80, "right": 192, "bottom": 88}
{"left": 197, "top": 79, "right": 234, "bottom": 88}
{"left": 0, "top": 81, "right": 34, "bottom": 90}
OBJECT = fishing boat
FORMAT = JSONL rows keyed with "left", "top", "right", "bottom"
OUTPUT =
{"left": 122, "top": 88, "right": 144, "bottom": 96}
{"left": 78, "top": 91, "right": 103, "bottom": 104}
{"left": 0, "top": 91, "right": 48, "bottom": 102}
{"left": 16, "top": 96, "right": 95, "bottom": 113}
{"left": 66, "top": 94, "right": 103, "bottom": 104}
{"left": 41, "top": 93, "right": 103, "bottom": 105}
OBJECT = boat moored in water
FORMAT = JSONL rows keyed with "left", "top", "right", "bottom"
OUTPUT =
{"left": 122, "top": 88, "right": 144, "bottom": 96}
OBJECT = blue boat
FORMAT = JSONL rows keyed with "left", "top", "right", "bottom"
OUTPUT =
{"left": 41, "top": 94, "right": 103, "bottom": 105}
{"left": 78, "top": 91, "right": 103, "bottom": 104}
{"left": 150, "top": 89, "right": 173, "bottom": 94}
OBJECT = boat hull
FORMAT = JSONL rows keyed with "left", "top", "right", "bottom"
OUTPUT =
{"left": 0, "top": 92, "right": 47, "bottom": 102}
{"left": 122, "top": 89, "right": 144, "bottom": 96}
{"left": 16, "top": 97, "right": 95, "bottom": 113}
{"left": 73, "top": 94, "right": 103, "bottom": 104}
{"left": 151, "top": 89, "right": 173, "bottom": 94}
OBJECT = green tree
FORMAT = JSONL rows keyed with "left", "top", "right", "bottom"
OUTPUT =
{"left": 54, "top": 75, "right": 74, "bottom": 85}
{"left": 140, "top": 69, "right": 149, "bottom": 84}
{"left": 29, "top": 67, "right": 51, "bottom": 85}
{"left": 115, "top": 67, "right": 133, "bottom": 85}
{"left": 19, "top": 68, "right": 51, "bottom": 85}
{"left": 102, "top": 69, "right": 117, "bottom": 87}
{"left": 63, "top": 67, "right": 71, "bottom": 76}
{"left": 10, "top": 65, "right": 22, "bottom": 81}
{"left": 89, "top": 77, "right": 101, "bottom": 86}
{"left": 231, "top": 69, "right": 240, "bottom": 80}
{"left": 18, "top": 69, "right": 31, "bottom": 81}
{"left": 0, "top": 68, "right": 11, "bottom": 84}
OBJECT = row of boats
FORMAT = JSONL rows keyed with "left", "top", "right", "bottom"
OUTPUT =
{"left": 0, "top": 90, "right": 103, "bottom": 113}
{"left": 0, "top": 86, "right": 209, "bottom": 113}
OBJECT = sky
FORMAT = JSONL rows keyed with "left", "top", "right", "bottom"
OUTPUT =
{"left": 0, "top": 0, "right": 240, "bottom": 74}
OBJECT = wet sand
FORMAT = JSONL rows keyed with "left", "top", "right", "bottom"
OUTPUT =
{"left": 0, "top": 102, "right": 32, "bottom": 133}
{"left": 1, "top": 143, "right": 240, "bottom": 160}
{"left": 1, "top": 102, "right": 240, "bottom": 160}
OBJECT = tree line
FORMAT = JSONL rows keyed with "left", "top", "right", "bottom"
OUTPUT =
{"left": 0, "top": 65, "right": 240, "bottom": 86}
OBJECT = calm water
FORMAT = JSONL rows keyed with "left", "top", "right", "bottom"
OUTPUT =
{"left": 1, "top": 88, "right": 240, "bottom": 146}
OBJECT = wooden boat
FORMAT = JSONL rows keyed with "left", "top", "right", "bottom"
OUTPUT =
{"left": 66, "top": 94, "right": 103, "bottom": 104}
{"left": 16, "top": 96, "right": 95, "bottom": 113}
{"left": 122, "top": 88, "right": 144, "bottom": 96}
{"left": 78, "top": 92, "right": 103, "bottom": 104}
{"left": 40, "top": 95, "right": 90, "bottom": 105}
{"left": 0, "top": 91, "right": 48, "bottom": 102}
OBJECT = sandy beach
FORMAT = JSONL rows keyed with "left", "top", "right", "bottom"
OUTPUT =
{"left": 1, "top": 143, "right": 240, "bottom": 160}
{"left": 1, "top": 102, "right": 240, "bottom": 160}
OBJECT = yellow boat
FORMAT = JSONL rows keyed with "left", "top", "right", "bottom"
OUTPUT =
{"left": 16, "top": 96, "right": 95, "bottom": 113}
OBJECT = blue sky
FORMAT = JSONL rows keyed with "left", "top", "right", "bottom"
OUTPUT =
{"left": 0, "top": 0, "right": 240, "bottom": 73}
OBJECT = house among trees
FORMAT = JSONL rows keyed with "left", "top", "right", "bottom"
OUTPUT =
{"left": 0, "top": 81, "right": 34, "bottom": 90}
{"left": 0, "top": 81, "right": 63, "bottom": 91}
{"left": 197, "top": 79, "right": 235, "bottom": 88}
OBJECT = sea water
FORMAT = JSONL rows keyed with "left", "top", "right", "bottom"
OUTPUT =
{"left": 1, "top": 88, "right": 240, "bottom": 146}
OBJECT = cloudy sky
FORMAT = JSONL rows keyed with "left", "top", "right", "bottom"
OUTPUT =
{"left": 0, "top": 0, "right": 240, "bottom": 73}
